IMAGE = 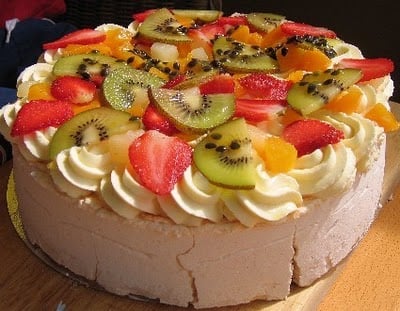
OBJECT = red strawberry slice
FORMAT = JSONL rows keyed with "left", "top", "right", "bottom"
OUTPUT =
{"left": 215, "top": 16, "right": 248, "bottom": 27}
{"left": 42, "top": 29, "right": 106, "bottom": 50}
{"left": 282, "top": 119, "right": 344, "bottom": 157}
{"left": 199, "top": 74, "right": 235, "bottom": 95}
{"left": 190, "top": 23, "right": 225, "bottom": 41}
{"left": 337, "top": 58, "right": 394, "bottom": 82}
{"left": 51, "top": 76, "right": 97, "bottom": 104}
{"left": 132, "top": 9, "right": 157, "bottom": 23}
{"left": 280, "top": 22, "right": 336, "bottom": 38}
{"left": 238, "top": 73, "right": 293, "bottom": 99}
{"left": 235, "top": 99, "right": 286, "bottom": 123}
{"left": 11, "top": 100, "right": 74, "bottom": 137}
{"left": 128, "top": 130, "right": 193, "bottom": 195}
{"left": 142, "top": 104, "right": 178, "bottom": 136}
{"left": 163, "top": 74, "right": 187, "bottom": 89}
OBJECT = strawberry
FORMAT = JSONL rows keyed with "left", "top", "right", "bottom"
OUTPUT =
{"left": 199, "top": 74, "right": 235, "bottom": 95}
{"left": 163, "top": 74, "right": 186, "bottom": 89}
{"left": 51, "top": 76, "right": 97, "bottom": 104}
{"left": 234, "top": 99, "right": 286, "bottom": 123}
{"left": 142, "top": 104, "right": 178, "bottom": 136}
{"left": 282, "top": 119, "right": 344, "bottom": 157}
{"left": 280, "top": 22, "right": 336, "bottom": 38}
{"left": 132, "top": 9, "right": 157, "bottom": 23}
{"left": 190, "top": 23, "right": 225, "bottom": 41}
{"left": 215, "top": 16, "right": 248, "bottom": 27}
{"left": 11, "top": 100, "right": 74, "bottom": 137}
{"left": 337, "top": 58, "right": 395, "bottom": 82}
{"left": 128, "top": 130, "right": 193, "bottom": 195}
{"left": 42, "top": 29, "right": 106, "bottom": 50}
{"left": 238, "top": 73, "right": 293, "bottom": 99}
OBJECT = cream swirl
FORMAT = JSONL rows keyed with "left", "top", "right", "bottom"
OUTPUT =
{"left": 287, "top": 143, "right": 356, "bottom": 198}
{"left": 221, "top": 164, "right": 303, "bottom": 227}
{"left": 330, "top": 41, "right": 364, "bottom": 63}
{"left": 313, "top": 110, "right": 384, "bottom": 171}
{"left": 100, "top": 168, "right": 163, "bottom": 219}
{"left": 0, "top": 101, "right": 22, "bottom": 141}
{"left": 51, "top": 145, "right": 113, "bottom": 195}
{"left": 18, "top": 127, "right": 57, "bottom": 162}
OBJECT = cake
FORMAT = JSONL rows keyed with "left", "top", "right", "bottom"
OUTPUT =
{"left": 0, "top": 8, "right": 399, "bottom": 309}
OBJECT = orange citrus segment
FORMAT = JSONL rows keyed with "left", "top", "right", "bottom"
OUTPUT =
{"left": 230, "top": 25, "right": 263, "bottom": 46}
{"left": 62, "top": 43, "right": 112, "bottom": 56}
{"left": 325, "top": 86, "right": 363, "bottom": 114}
{"left": 281, "top": 107, "right": 304, "bottom": 127}
{"left": 277, "top": 45, "right": 332, "bottom": 72}
{"left": 71, "top": 98, "right": 101, "bottom": 115}
{"left": 262, "top": 136, "right": 298, "bottom": 173}
{"left": 27, "top": 82, "right": 54, "bottom": 101}
{"left": 365, "top": 103, "right": 400, "bottom": 132}
{"left": 260, "top": 27, "right": 287, "bottom": 48}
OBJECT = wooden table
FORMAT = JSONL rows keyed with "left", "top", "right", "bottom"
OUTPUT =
{"left": 1, "top": 104, "right": 399, "bottom": 311}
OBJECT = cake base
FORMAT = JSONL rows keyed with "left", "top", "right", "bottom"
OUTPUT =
{"left": 11, "top": 138, "right": 386, "bottom": 309}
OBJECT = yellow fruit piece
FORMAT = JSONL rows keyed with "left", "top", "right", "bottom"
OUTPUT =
{"left": 277, "top": 44, "right": 332, "bottom": 72}
{"left": 260, "top": 27, "right": 286, "bottom": 48}
{"left": 365, "top": 103, "right": 400, "bottom": 132}
{"left": 262, "top": 136, "right": 298, "bottom": 173}
{"left": 62, "top": 43, "right": 112, "bottom": 56}
{"left": 71, "top": 99, "right": 101, "bottom": 115}
{"left": 148, "top": 67, "right": 169, "bottom": 80}
{"left": 174, "top": 15, "right": 195, "bottom": 28}
{"left": 28, "top": 82, "right": 54, "bottom": 101}
{"left": 287, "top": 70, "right": 306, "bottom": 83}
{"left": 325, "top": 85, "right": 363, "bottom": 114}
{"left": 230, "top": 25, "right": 263, "bottom": 46}
{"left": 280, "top": 107, "right": 303, "bottom": 127}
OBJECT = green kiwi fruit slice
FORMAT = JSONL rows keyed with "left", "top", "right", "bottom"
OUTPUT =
{"left": 53, "top": 53, "right": 127, "bottom": 79}
{"left": 148, "top": 87, "right": 235, "bottom": 133}
{"left": 246, "top": 12, "right": 285, "bottom": 33}
{"left": 102, "top": 67, "right": 164, "bottom": 111}
{"left": 287, "top": 68, "right": 363, "bottom": 115}
{"left": 49, "top": 107, "right": 140, "bottom": 159}
{"left": 138, "top": 8, "right": 192, "bottom": 44}
{"left": 193, "top": 118, "right": 256, "bottom": 189}
{"left": 172, "top": 9, "right": 222, "bottom": 23}
{"left": 213, "top": 37, "right": 278, "bottom": 73}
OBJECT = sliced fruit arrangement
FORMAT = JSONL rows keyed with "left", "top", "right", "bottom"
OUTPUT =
{"left": 12, "top": 7, "right": 395, "bottom": 197}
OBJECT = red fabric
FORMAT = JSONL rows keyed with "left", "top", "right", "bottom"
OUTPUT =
{"left": 0, "top": 0, "right": 66, "bottom": 27}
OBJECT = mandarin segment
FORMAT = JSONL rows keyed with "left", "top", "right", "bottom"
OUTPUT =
{"left": 28, "top": 82, "right": 54, "bottom": 101}
{"left": 262, "top": 136, "right": 297, "bottom": 173}
{"left": 365, "top": 103, "right": 400, "bottom": 132}
{"left": 325, "top": 85, "right": 363, "bottom": 113}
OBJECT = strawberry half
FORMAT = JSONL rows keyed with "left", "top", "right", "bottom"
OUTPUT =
{"left": 235, "top": 99, "right": 287, "bottom": 123}
{"left": 199, "top": 74, "right": 235, "bottom": 95}
{"left": 42, "top": 29, "right": 106, "bottom": 50}
{"left": 238, "top": 73, "right": 293, "bottom": 99}
{"left": 11, "top": 100, "right": 74, "bottom": 137}
{"left": 337, "top": 58, "right": 394, "bottom": 82}
{"left": 128, "top": 130, "right": 193, "bottom": 195}
{"left": 282, "top": 119, "right": 344, "bottom": 157}
{"left": 51, "top": 76, "right": 97, "bottom": 104}
{"left": 142, "top": 104, "right": 178, "bottom": 136}
{"left": 280, "top": 22, "right": 336, "bottom": 38}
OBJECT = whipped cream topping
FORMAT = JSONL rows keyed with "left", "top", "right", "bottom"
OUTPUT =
{"left": 18, "top": 127, "right": 57, "bottom": 162}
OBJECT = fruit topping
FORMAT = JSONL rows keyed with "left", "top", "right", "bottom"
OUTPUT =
{"left": 365, "top": 103, "right": 400, "bottom": 132}
{"left": 42, "top": 29, "right": 107, "bottom": 50}
{"left": 52, "top": 53, "right": 127, "bottom": 83}
{"left": 246, "top": 12, "right": 285, "bottom": 33}
{"left": 280, "top": 22, "right": 336, "bottom": 38}
{"left": 282, "top": 119, "right": 344, "bottom": 156}
{"left": 337, "top": 58, "right": 395, "bottom": 82}
{"left": 11, "top": 100, "right": 74, "bottom": 137}
{"left": 193, "top": 118, "right": 256, "bottom": 189}
{"left": 102, "top": 66, "right": 164, "bottom": 112}
{"left": 172, "top": 9, "right": 222, "bottom": 23}
{"left": 128, "top": 130, "right": 193, "bottom": 195}
{"left": 49, "top": 107, "right": 140, "bottom": 159}
{"left": 148, "top": 87, "right": 235, "bottom": 133}
{"left": 287, "top": 68, "right": 362, "bottom": 115}
{"left": 142, "top": 104, "right": 178, "bottom": 135}
{"left": 235, "top": 99, "right": 286, "bottom": 123}
{"left": 262, "top": 136, "right": 298, "bottom": 173}
{"left": 51, "top": 76, "right": 97, "bottom": 104}
{"left": 238, "top": 72, "right": 292, "bottom": 99}
{"left": 212, "top": 37, "right": 278, "bottom": 73}
{"left": 137, "top": 8, "right": 192, "bottom": 43}
{"left": 199, "top": 74, "right": 235, "bottom": 95}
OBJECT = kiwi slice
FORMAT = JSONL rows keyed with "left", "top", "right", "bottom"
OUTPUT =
{"left": 193, "top": 118, "right": 256, "bottom": 189}
{"left": 173, "top": 68, "right": 219, "bottom": 90}
{"left": 49, "top": 107, "right": 140, "bottom": 159}
{"left": 149, "top": 87, "right": 235, "bottom": 133}
{"left": 287, "top": 68, "right": 363, "bottom": 115}
{"left": 102, "top": 67, "right": 164, "bottom": 111}
{"left": 246, "top": 12, "right": 285, "bottom": 33}
{"left": 172, "top": 9, "right": 222, "bottom": 23}
{"left": 53, "top": 53, "right": 127, "bottom": 79}
{"left": 138, "top": 8, "right": 192, "bottom": 43}
{"left": 213, "top": 37, "right": 279, "bottom": 73}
